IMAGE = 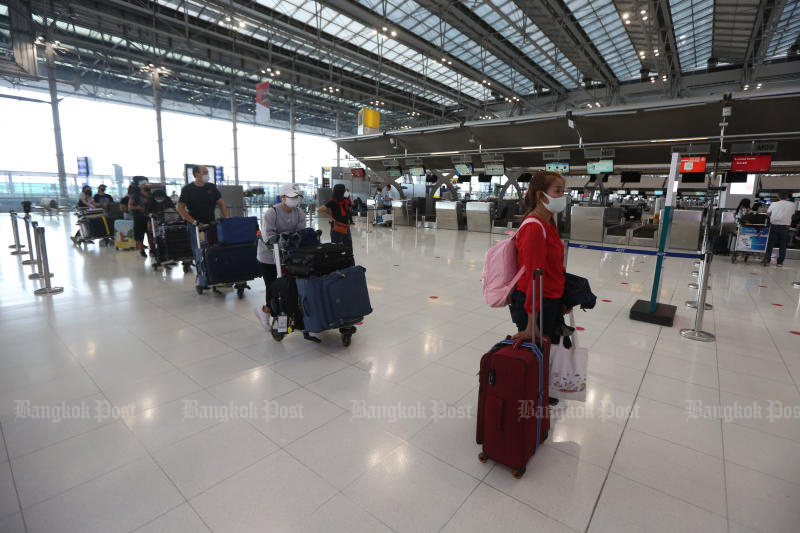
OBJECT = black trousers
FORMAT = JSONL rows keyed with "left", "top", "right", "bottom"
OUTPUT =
{"left": 260, "top": 262, "right": 277, "bottom": 308}
{"left": 509, "top": 289, "right": 564, "bottom": 343}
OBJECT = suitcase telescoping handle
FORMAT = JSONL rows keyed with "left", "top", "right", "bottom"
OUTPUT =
{"left": 533, "top": 267, "right": 544, "bottom": 352}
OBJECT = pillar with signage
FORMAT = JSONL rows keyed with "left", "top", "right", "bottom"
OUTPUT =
{"left": 357, "top": 108, "right": 380, "bottom": 135}
{"left": 629, "top": 152, "right": 681, "bottom": 326}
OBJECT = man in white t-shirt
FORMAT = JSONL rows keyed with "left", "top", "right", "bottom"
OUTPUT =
{"left": 763, "top": 191, "right": 796, "bottom": 267}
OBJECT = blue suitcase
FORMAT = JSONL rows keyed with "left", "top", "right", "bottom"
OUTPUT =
{"left": 295, "top": 266, "right": 372, "bottom": 333}
{"left": 216, "top": 217, "right": 259, "bottom": 245}
{"left": 201, "top": 242, "right": 260, "bottom": 286}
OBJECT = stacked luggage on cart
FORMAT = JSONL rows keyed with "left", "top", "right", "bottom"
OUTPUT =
{"left": 151, "top": 208, "right": 193, "bottom": 271}
{"left": 74, "top": 208, "right": 113, "bottom": 245}
{"left": 195, "top": 216, "right": 261, "bottom": 298}
{"left": 268, "top": 229, "right": 372, "bottom": 346}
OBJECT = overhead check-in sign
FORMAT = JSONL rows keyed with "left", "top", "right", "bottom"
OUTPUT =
{"left": 583, "top": 147, "right": 615, "bottom": 159}
{"left": 680, "top": 156, "right": 706, "bottom": 173}
{"left": 542, "top": 150, "right": 571, "bottom": 161}
{"left": 730, "top": 141, "right": 778, "bottom": 154}
{"left": 671, "top": 143, "right": 710, "bottom": 155}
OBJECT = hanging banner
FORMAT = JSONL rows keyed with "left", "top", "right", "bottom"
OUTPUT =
{"left": 255, "top": 81, "right": 270, "bottom": 124}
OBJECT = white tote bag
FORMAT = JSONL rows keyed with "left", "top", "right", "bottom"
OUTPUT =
{"left": 549, "top": 312, "right": 588, "bottom": 402}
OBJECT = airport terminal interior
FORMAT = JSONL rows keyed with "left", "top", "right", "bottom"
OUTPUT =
{"left": 1, "top": 0, "right": 800, "bottom": 532}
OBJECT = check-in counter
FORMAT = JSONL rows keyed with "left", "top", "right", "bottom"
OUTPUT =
{"left": 391, "top": 200, "right": 411, "bottom": 226}
{"left": 436, "top": 201, "right": 464, "bottom": 230}
{"left": 570, "top": 205, "right": 605, "bottom": 242}
{"left": 465, "top": 201, "right": 494, "bottom": 232}
{"left": 630, "top": 224, "right": 659, "bottom": 247}
{"left": 665, "top": 209, "right": 703, "bottom": 250}
{"left": 603, "top": 222, "right": 631, "bottom": 245}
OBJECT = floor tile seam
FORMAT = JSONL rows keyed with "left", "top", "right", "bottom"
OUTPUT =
{"left": 125, "top": 501, "right": 210, "bottom": 533}
{"left": 435, "top": 478, "right": 483, "bottom": 533}
{"left": 0, "top": 422, "right": 28, "bottom": 532}
{"left": 721, "top": 455, "right": 800, "bottom": 489}
{"left": 583, "top": 323, "right": 665, "bottom": 533}
{"left": 266, "top": 351, "right": 357, "bottom": 387}
{"left": 642, "top": 367, "right": 720, "bottom": 389}
{"left": 742, "top": 280, "right": 800, "bottom": 397}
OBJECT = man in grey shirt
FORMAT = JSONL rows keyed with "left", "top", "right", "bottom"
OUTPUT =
{"left": 254, "top": 183, "right": 306, "bottom": 330}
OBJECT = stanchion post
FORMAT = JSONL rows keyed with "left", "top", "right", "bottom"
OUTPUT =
{"left": 34, "top": 226, "right": 63, "bottom": 295}
{"left": 9, "top": 211, "right": 28, "bottom": 255}
{"left": 22, "top": 214, "right": 37, "bottom": 265}
{"left": 28, "top": 221, "right": 50, "bottom": 280}
{"left": 681, "top": 250, "right": 714, "bottom": 341}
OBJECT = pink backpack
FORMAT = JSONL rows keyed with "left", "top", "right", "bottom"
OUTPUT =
{"left": 481, "top": 217, "right": 547, "bottom": 307}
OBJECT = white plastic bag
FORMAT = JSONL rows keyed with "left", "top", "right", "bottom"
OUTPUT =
{"left": 549, "top": 312, "right": 588, "bottom": 402}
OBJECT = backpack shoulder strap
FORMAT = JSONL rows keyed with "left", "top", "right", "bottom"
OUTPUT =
{"left": 515, "top": 216, "right": 547, "bottom": 240}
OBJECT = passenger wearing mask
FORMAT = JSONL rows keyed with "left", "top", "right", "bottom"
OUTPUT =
{"left": 318, "top": 184, "right": 353, "bottom": 253}
{"left": 382, "top": 184, "right": 393, "bottom": 212}
{"left": 71, "top": 186, "right": 95, "bottom": 243}
{"left": 93, "top": 184, "right": 114, "bottom": 205}
{"left": 763, "top": 191, "right": 796, "bottom": 267}
{"left": 120, "top": 184, "right": 136, "bottom": 220}
{"left": 735, "top": 198, "right": 751, "bottom": 223}
{"left": 254, "top": 183, "right": 306, "bottom": 331}
{"left": 149, "top": 188, "right": 175, "bottom": 217}
{"left": 510, "top": 171, "right": 570, "bottom": 406}
{"left": 129, "top": 178, "right": 153, "bottom": 257}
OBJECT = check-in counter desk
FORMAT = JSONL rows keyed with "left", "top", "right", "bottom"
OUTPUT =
{"left": 630, "top": 224, "right": 659, "bottom": 247}
{"left": 436, "top": 201, "right": 465, "bottom": 230}
{"left": 391, "top": 200, "right": 411, "bottom": 226}
{"left": 465, "top": 201, "right": 494, "bottom": 232}
{"left": 666, "top": 209, "right": 703, "bottom": 250}
{"left": 570, "top": 206, "right": 606, "bottom": 242}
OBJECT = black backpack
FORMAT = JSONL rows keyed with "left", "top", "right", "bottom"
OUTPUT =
{"left": 561, "top": 273, "right": 597, "bottom": 311}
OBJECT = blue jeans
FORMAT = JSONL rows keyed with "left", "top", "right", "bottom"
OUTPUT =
{"left": 330, "top": 223, "right": 353, "bottom": 254}
{"left": 187, "top": 223, "right": 207, "bottom": 287}
{"left": 765, "top": 225, "right": 789, "bottom": 265}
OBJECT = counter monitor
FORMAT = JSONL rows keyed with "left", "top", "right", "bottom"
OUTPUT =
{"left": 409, "top": 166, "right": 426, "bottom": 176}
{"left": 386, "top": 167, "right": 402, "bottom": 178}
{"left": 484, "top": 163, "right": 505, "bottom": 176}
{"left": 681, "top": 172, "right": 706, "bottom": 183}
{"left": 545, "top": 162, "right": 569, "bottom": 174}
{"left": 587, "top": 159, "right": 613, "bottom": 174}
{"left": 454, "top": 163, "right": 473, "bottom": 176}
{"left": 477, "top": 173, "right": 492, "bottom": 183}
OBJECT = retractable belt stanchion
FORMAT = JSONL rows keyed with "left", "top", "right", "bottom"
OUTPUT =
{"left": 9, "top": 211, "right": 28, "bottom": 255}
{"left": 681, "top": 246, "right": 714, "bottom": 341}
{"left": 28, "top": 221, "right": 46, "bottom": 280}
{"left": 22, "top": 214, "right": 37, "bottom": 265}
{"left": 686, "top": 223, "right": 713, "bottom": 310}
{"left": 33, "top": 225, "right": 63, "bottom": 295}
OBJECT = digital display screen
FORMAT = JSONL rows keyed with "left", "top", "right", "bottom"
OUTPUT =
{"left": 629, "top": 190, "right": 639, "bottom": 195}
{"left": 477, "top": 173, "right": 492, "bottom": 183}
{"left": 409, "top": 166, "right": 426, "bottom": 176}
{"left": 545, "top": 162, "right": 569, "bottom": 174}
{"left": 454, "top": 163, "right": 473, "bottom": 176}
{"left": 680, "top": 156, "right": 706, "bottom": 173}
{"left": 729, "top": 173, "right": 756, "bottom": 195}
{"left": 616, "top": 190, "right": 626, "bottom": 194}
{"left": 215, "top": 166, "right": 224, "bottom": 180}
{"left": 586, "top": 159, "right": 613, "bottom": 174}
{"left": 793, "top": 193, "right": 800, "bottom": 198}
{"left": 725, "top": 171, "right": 747, "bottom": 183}
{"left": 654, "top": 190, "right": 664, "bottom": 196}
{"left": 731, "top": 155, "right": 771, "bottom": 172}
{"left": 517, "top": 173, "right": 532, "bottom": 183}
{"left": 681, "top": 172, "right": 706, "bottom": 183}
{"left": 484, "top": 163, "right": 505, "bottom": 176}
{"left": 386, "top": 167, "right": 402, "bottom": 178}
{"left": 350, "top": 168, "right": 366, "bottom": 178}
{"left": 457, "top": 175, "right": 471, "bottom": 183}
{"left": 621, "top": 171, "right": 641, "bottom": 183}
{"left": 425, "top": 175, "right": 437, "bottom": 183}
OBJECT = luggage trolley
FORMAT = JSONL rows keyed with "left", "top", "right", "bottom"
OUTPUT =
{"left": 150, "top": 209, "right": 193, "bottom": 272}
{"left": 194, "top": 222, "right": 259, "bottom": 298}
{"left": 730, "top": 223, "right": 770, "bottom": 263}
{"left": 266, "top": 233, "right": 363, "bottom": 347}
{"left": 73, "top": 208, "right": 113, "bottom": 246}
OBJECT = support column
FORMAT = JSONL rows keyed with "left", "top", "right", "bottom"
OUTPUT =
{"left": 231, "top": 85, "right": 239, "bottom": 186}
{"left": 45, "top": 44, "right": 68, "bottom": 201}
{"left": 152, "top": 70, "right": 166, "bottom": 184}
{"left": 290, "top": 99, "right": 296, "bottom": 184}
{"left": 335, "top": 110, "right": 341, "bottom": 169}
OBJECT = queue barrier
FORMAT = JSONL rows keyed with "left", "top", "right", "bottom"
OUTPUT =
{"left": 567, "top": 242, "right": 703, "bottom": 260}
{"left": 8, "top": 211, "right": 63, "bottom": 296}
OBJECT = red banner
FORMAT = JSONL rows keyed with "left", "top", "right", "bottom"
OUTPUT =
{"left": 255, "top": 81, "right": 270, "bottom": 123}
{"left": 680, "top": 156, "right": 706, "bottom": 173}
{"left": 731, "top": 155, "right": 772, "bottom": 172}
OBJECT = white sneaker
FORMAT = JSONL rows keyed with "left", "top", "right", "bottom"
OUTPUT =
{"left": 254, "top": 307, "right": 271, "bottom": 331}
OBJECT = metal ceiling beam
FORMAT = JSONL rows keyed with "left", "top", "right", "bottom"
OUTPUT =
{"left": 654, "top": 0, "right": 681, "bottom": 94}
{"left": 316, "top": 0, "right": 520, "bottom": 100}
{"left": 412, "top": 0, "right": 566, "bottom": 97}
{"left": 511, "top": 0, "right": 618, "bottom": 88}
{"left": 188, "top": 0, "right": 486, "bottom": 111}
{"left": 49, "top": 1, "right": 453, "bottom": 122}
{"left": 743, "top": 0, "right": 786, "bottom": 81}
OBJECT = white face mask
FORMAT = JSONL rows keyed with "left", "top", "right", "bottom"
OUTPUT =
{"left": 344, "top": 192, "right": 350, "bottom": 198}
{"left": 201, "top": 174, "right": 210, "bottom": 183}
{"left": 542, "top": 192, "right": 567, "bottom": 214}
{"left": 284, "top": 197, "right": 299, "bottom": 208}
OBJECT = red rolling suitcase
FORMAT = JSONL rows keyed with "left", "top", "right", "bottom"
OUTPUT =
{"left": 476, "top": 268, "right": 550, "bottom": 478}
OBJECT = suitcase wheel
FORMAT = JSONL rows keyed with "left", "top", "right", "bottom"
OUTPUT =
{"left": 512, "top": 467, "right": 526, "bottom": 479}
{"left": 195, "top": 287, "right": 204, "bottom": 295}
{"left": 341, "top": 333, "right": 352, "bottom": 347}
{"left": 478, "top": 452, "right": 489, "bottom": 463}
{"left": 236, "top": 285, "right": 246, "bottom": 299}
{"left": 183, "top": 263, "right": 192, "bottom": 273}
{"left": 270, "top": 329, "right": 285, "bottom": 342}
{"left": 152, "top": 264, "right": 159, "bottom": 270}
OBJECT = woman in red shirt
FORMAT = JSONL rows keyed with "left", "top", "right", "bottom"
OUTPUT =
{"left": 510, "top": 171, "right": 568, "bottom": 344}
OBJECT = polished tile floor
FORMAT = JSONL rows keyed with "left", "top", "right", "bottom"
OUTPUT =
{"left": 1, "top": 212, "right": 799, "bottom": 533}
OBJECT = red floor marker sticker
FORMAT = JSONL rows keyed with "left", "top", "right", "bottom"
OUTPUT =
{"left": 601, "top": 299, "right": 612, "bottom": 303}
{"left": 576, "top": 326, "right": 585, "bottom": 331}
{"left": 621, "top": 282, "right": 629, "bottom": 285}
{"left": 634, "top": 270, "right": 641, "bottom": 273}
{"left": 759, "top": 285, "right": 767, "bottom": 288}
{"left": 435, "top": 256, "right": 441, "bottom": 259}
{"left": 393, "top": 264, "right": 399, "bottom": 267}
{"left": 429, "top": 296, "right": 439, "bottom": 299}
{"left": 772, "top": 303, "right": 783, "bottom": 307}
{"left": 791, "top": 331, "right": 800, "bottom": 336}
{"left": 356, "top": 322, "right": 364, "bottom": 326}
